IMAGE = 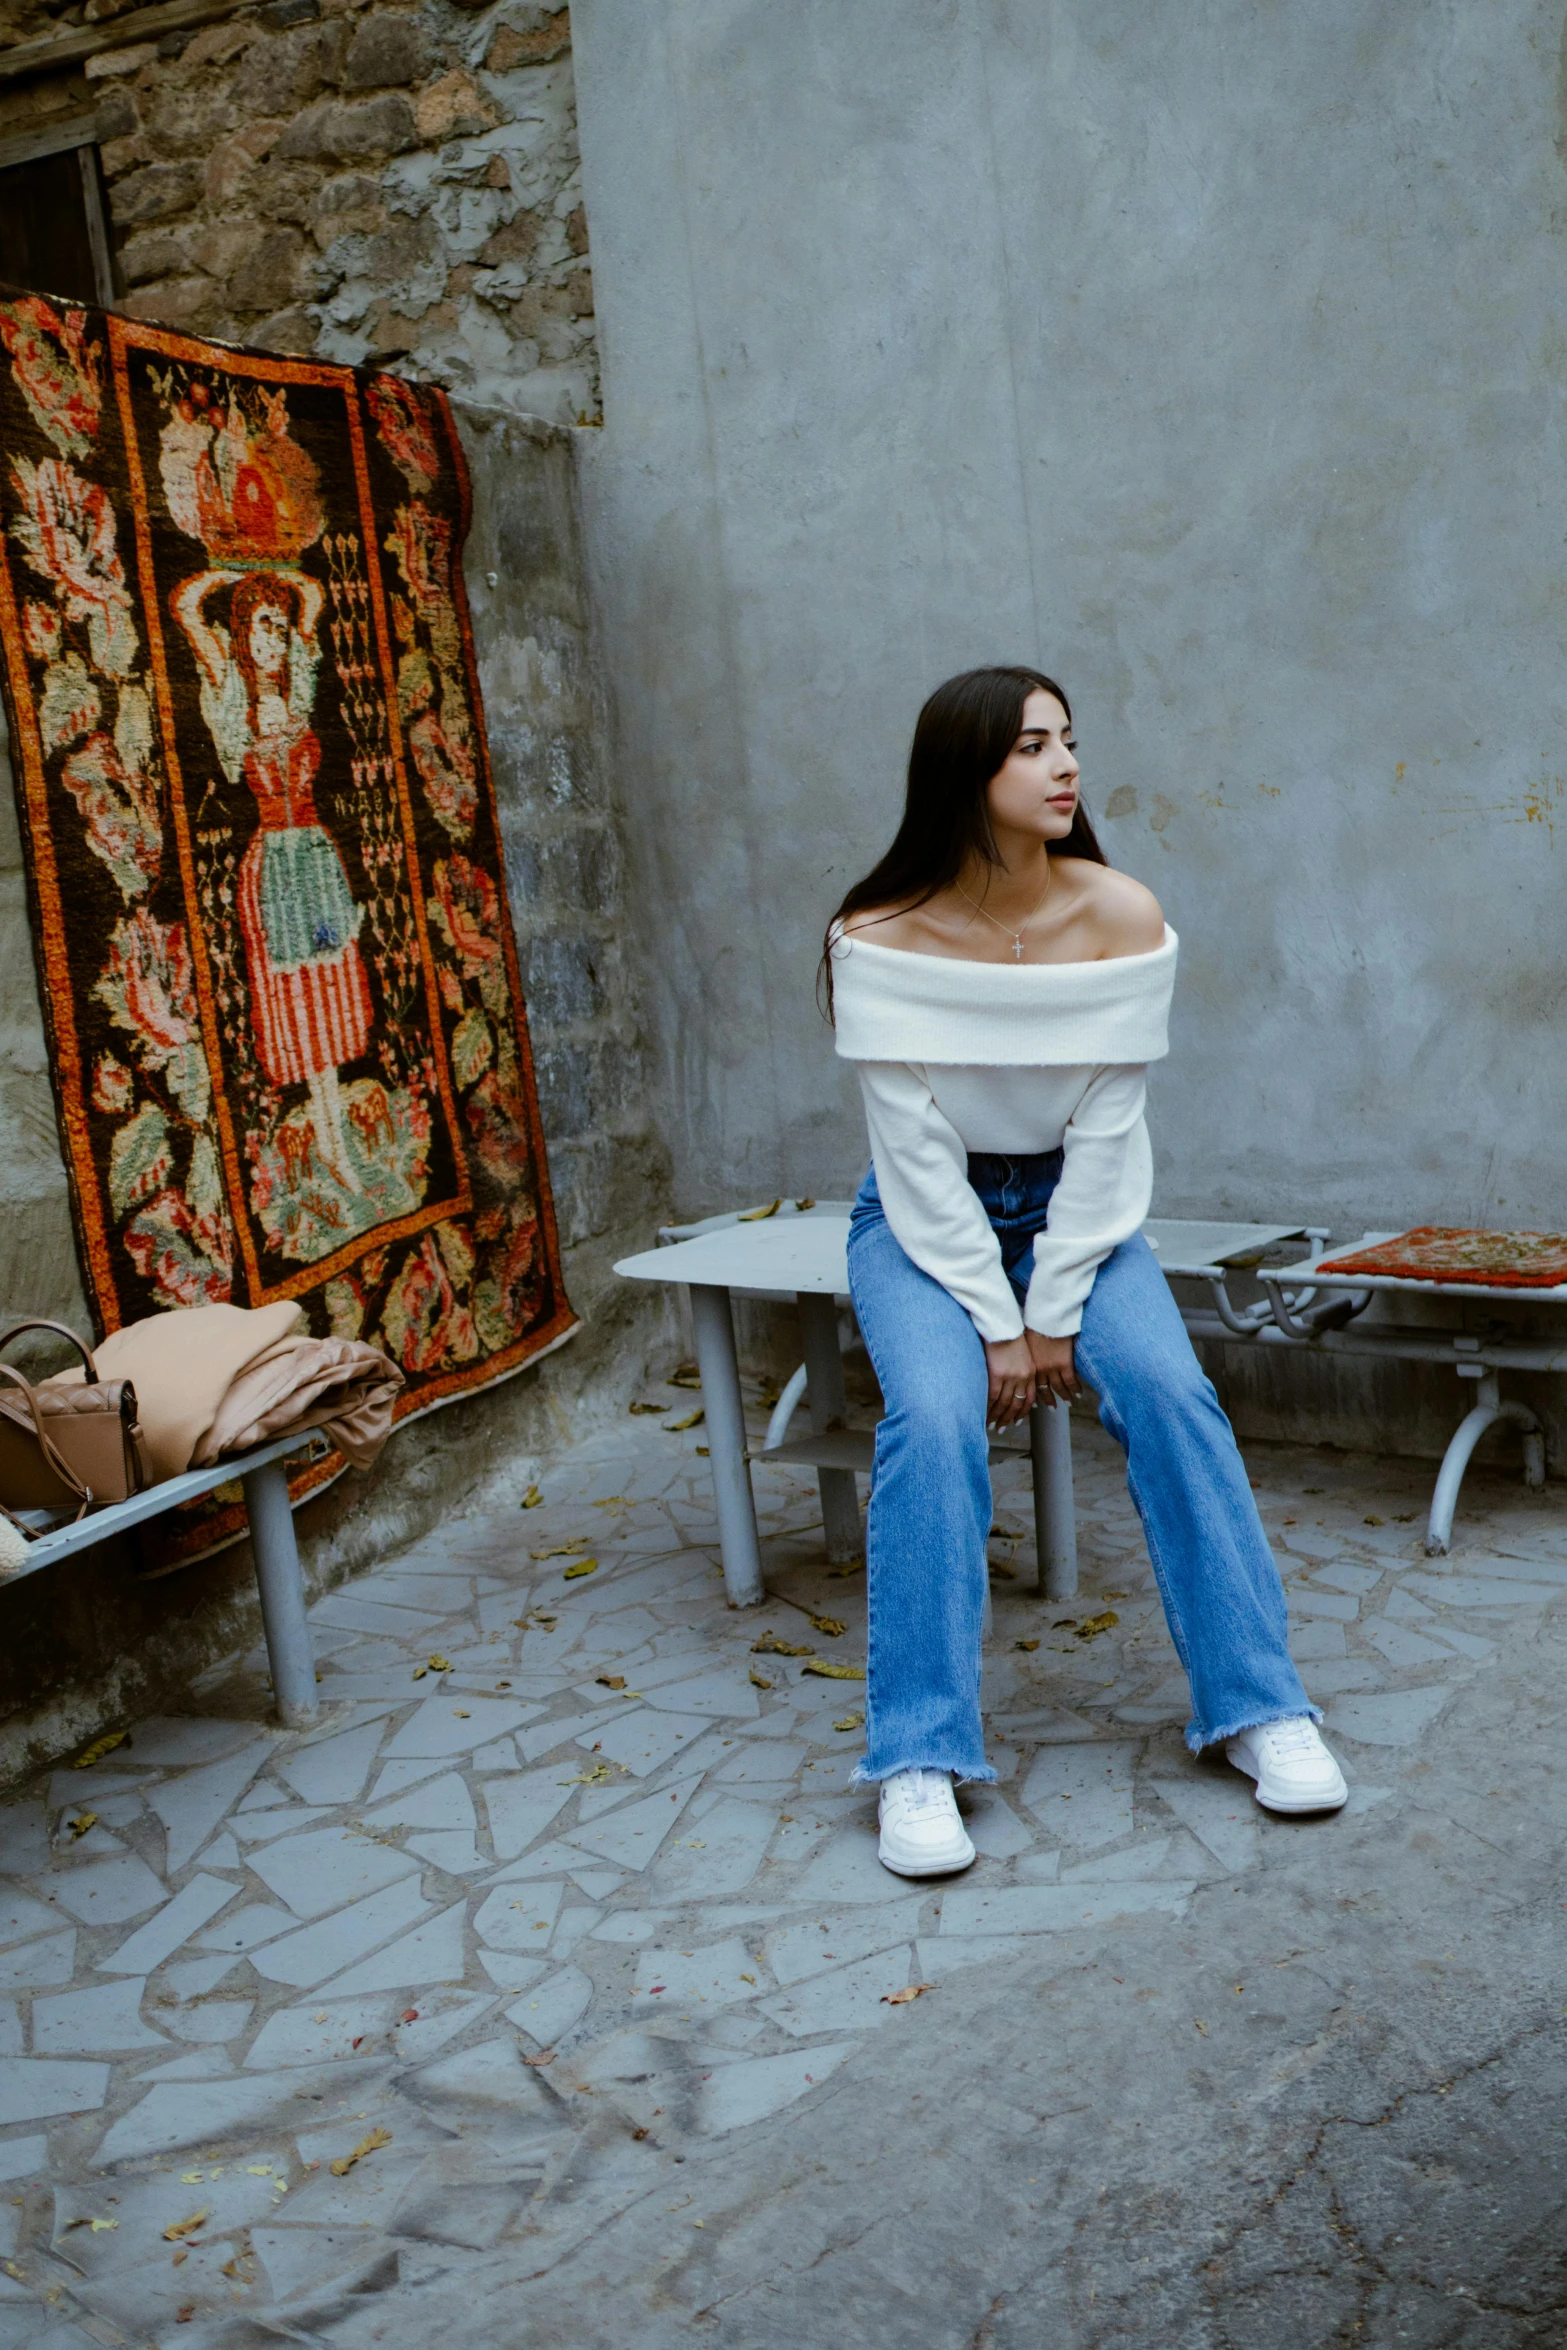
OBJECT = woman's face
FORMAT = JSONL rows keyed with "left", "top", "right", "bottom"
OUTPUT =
{"left": 248, "top": 600, "right": 290, "bottom": 684}
{"left": 985, "top": 689, "right": 1080, "bottom": 843}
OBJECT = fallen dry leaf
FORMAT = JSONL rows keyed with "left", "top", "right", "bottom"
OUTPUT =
{"left": 1074, "top": 1611, "right": 1119, "bottom": 1641}
{"left": 453, "top": 1710, "right": 470, "bottom": 1719}
{"left": 564, "top": 1558, "right": 599, "bottom": 1580}
{"left": 795, "top": 1196, "right": 816, "bottom": 1210}
{"left": 171, "top": 2248, "right": 188, "bottom": 2267}
{"left": 628, "top": 1401, "right": 663, "bottom": 1414}
{"left": 802, "top": 1660, "right": 865, "bottom": 1681}
{"left": 809, "top": 1613, "right": 846, "bottom": 1638}
{"left": 882, "top": 1983, "right": 936, "bottom": 2006}
{"left": 1014, "top": 1638, "right": 1040, "bottom": 1653}
{"left": 564, "top": 1762, "right": 615, "bottom": 1785}
{"left": 1364, "top": 1514, "right": 1385, "bottom": 1526}
{"left": 1194, "top": 2019, "right": 1208, "bottom": 2037}
{"left": 592, "top": 1496, "right": 631, "bottom": 1509}
{"left": 748, "top": 1669, "right": 773, "bottom": 1689}
{"left": 521, "top": 1485, "right": 543, "bottom": 1508}
{"left": 827, "top": 1560, "right": 864, "bottom": 1578}
{"left": 752, "top": 1631, "right": 812, "bottom": 1657}
{"left": 668, "top": 1366, "right": 702, "bottom": 1389}
{"left": 597, "top": 1673, "right": 626, "bottom": 1690}
{"left": 330, "top": 2127, "right": 392, "bottom": 2177}
{"left": 426, "top": 1655, "right": 451, "bottom": 1673}
{"left": 73, "top": 1730, "right": 127, "bottom": 1769}
{"left": 531, "top": 1539, "right": 590, "bottom": 1559}
{"left": 523, "top": 2049, "right": 556, "bottom": 2067}
{"left": 163, "top": 2210, "right": 209, "bottom": 2242}
{"left": 833, "top": 1710, "right": 865, "bottom": 1732}
{"left": 411, "top": 1665, "right": 427, "bottom": 1680}
{"left": 66, "top": 1811, "right": 96, "bottom": 1841}
{"left": 737, "top": 1199, "right": 781, "bottom": 1221}
{"left": 664, "top": 1409, "right": 705, "bottom": 1431}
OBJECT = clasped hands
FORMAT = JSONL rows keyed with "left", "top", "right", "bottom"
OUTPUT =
{"left": 983, "top": 1329, "right": 1078, "bottom": 1427}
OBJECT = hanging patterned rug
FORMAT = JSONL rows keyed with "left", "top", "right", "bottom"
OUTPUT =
{"left": 0, "top": 290, "right": 577, "bottom": 1559}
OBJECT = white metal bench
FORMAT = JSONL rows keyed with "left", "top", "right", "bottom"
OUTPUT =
{"left": 11, "top": 1434, "right": 323, "bottom": 1727}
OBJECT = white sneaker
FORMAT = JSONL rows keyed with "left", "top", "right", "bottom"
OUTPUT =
{"left": 877, "top": 1769, "right": 977, "bottom": 1877}
{"left": 1224, "top": 1718, "right": 1348, "bottom": 1814}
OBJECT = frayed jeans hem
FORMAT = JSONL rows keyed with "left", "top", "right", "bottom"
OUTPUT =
{"left": 850, "top": 1757, "right": 999, "bottom": 1789}
{"left": 1187, "top": 1703, "right": 1323, "bottom": 1757}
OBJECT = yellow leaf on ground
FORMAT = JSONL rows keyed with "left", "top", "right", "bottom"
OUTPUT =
{"left": 330, "top": 2127, "right": 392, "bottom": 2178}
{"left": 809, "top": 1614, "right": 846, "bottom": 1638}
{"left": 163, "top": 2211, "right": 209, "bottom": 2242}
{"left": 628, "top": 1402, "right": 663, "bottom": 1414}
{"left": 426, "top": 1655, "right": 450, "bottom": 1673}
{"left": 564, "top": 1559, "right": 599, "bottom": 1580}
{"left": 882, "top": 1983, "right": 936, "bottom": 2006}
{"left": 1194, "top": 2019, "right": 1208, "bottom": 2036}
{"left": 73, "top": 1731, "right": 127, "bottom": 1769}
{"left": 531, "top": 1540, "right": 589, "bottom": 1558}
{"left": 749, "top": 1670, "right": 773, "bottom": 1689}
{"left": 88, "top": 2218, "right": 117, "bottom": 2232}
{"left": 794, "top": 1197, "right": 816, "bottom": 1210}
{"left": 752, "top": 1631, "right": 812, "bottom": 1656}
{"left": 597, "top": 1675, "right": 626, "bottom": 1690}
{"left": 833, "top": 1710, "right": 864, "bottom": 1732}
{"left": 67, "top": 1812, "right": 96, "bottom": 1840}
{"left": 411, "top": 1666, "right": 427, "bottom": 1680}
{"left": 737, "top": 1199, "right": 781, "bottom": 1221}
{"left": 564, "top": 1762, "right": 615, "bottom": 1785}
{"left": 669, "top": 1367, "right": 703, "bottom": 1389}
{"left": 1074, "top": 1612, "right": 1119, "bottom": 1641}
{"left": 593, "top": 1497, "right": 631, "bottom": 1509}
{"left": 523, "top": 2049, "right": 556, "bottom": 2067}
{"left": 664, "top": 1410, "right": 705, "bottom": 1431}
{"left": 1014, "top": 1639, "right": 1040, "bottom": 1653}
{"left": 521, "top": 1486, "right": 543, "bottom": 1508}
{"left": 802, "top": 1660, "right": 865, "bottom": 1681}
{"left": 827, "top": 1560, "right": 864, "bottom": 1578}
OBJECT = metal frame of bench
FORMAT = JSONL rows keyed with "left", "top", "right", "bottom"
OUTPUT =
{"left": 12, "top": 1434, "right": 322, "bottom": 1727}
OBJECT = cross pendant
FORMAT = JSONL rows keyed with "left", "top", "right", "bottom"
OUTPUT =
{"left": 1012, "top": 938, "right": 1024, "bottom": 960}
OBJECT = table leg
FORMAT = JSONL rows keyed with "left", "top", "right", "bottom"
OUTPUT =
{"left": 1030, "top": 1397, "right": 1078, "bottom": 1601}
{"left": 688, "top": 1283, "right": 765, "bottom": 1607}
{"left": 797, "top": 1291, "right": 863, "bottom": 1564}
{"left": 242, "top": 1457, "right": 319, "bottom": 1729}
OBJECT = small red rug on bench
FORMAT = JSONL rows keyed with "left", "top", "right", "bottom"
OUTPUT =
{"left": 1315, "top": 1228, "right": 1567, "bottom": 1288}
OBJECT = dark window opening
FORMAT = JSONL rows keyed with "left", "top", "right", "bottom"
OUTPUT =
{"left": 0, "top": 140, "right": 114, "bottom": 306}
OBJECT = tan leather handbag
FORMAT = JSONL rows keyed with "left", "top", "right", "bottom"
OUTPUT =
{"left": 0, "top": 1322, "right": 146, "bottom": 1514}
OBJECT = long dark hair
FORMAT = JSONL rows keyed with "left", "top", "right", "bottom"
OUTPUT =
{"left": 820, "top": 666, "right": 1107, "bottom": 1017}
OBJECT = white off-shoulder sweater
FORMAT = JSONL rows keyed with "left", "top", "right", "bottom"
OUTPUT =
{"left": 831, "top": 924, "right": 1178, "bottom": 1342}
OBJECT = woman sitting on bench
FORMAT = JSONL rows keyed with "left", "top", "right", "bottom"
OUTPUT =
{"left": 825, "top": 666, "right": 1346, "bottom": 1879}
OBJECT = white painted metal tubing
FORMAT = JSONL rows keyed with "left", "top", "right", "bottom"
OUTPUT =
{"left": 241, "top": 1456, "right": 319, "bottom": 1728}
{"left": 1030, "top": 1397, "right": 1077, "bottom": 1600}
{"left": 797, "top": 1291, "right": 863, "bottom": 1564}
{"left": 763, "top": 1363, "right": 809, "bottom": 1453}
{"left": 1425, "top": 1373, "right": 1545, "bottom": 1556}
{"left": 688, "top": 1282, "right": 765, "bottom": 1607}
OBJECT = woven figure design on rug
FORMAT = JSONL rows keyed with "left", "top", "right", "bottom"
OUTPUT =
{"left": 0, "top": 293, "right": 575, "bottom": 1554}
{"left": 1316, "top": 1226, "right": 1567, "bottom": 1288}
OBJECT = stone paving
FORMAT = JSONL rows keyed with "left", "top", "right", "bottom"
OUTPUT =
{"left": 0, "top": 1370, "right": 1560, "bottom": 2347}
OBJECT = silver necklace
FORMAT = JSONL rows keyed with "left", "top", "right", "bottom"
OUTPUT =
{"left": 955, "top": 872, "right": 1052, "bottom": 961}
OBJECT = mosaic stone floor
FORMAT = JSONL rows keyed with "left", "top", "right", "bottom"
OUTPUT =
{"left": 0, "top": 1373, "right": 1559, "bottom": 2347}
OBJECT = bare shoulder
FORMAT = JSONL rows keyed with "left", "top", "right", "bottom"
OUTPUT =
{"left": 1066, "top": 862, "right": 1165, "bottom": 956}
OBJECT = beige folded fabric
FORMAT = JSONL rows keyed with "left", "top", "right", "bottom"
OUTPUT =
{"left": 192, "top": 1332, "right": 403, "bottom": 1473}
{"left": 44, "top": 1304, "right": 403, "bottom": 1482}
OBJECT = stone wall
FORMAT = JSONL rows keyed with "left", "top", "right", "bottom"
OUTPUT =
{"left": 0, "top": 400, "right": 674, "bottom": 1789}
{"left": 1, "top": 0, "right": 596, "bottom": 425}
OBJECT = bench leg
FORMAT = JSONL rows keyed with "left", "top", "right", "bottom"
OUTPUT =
{"left": 242, "top": 1457, "right": 320, "bottom": 1728}
{"left": 797, "top": 1292, "right": 863, "bottom": 1564}
{"left": 689, "top": 1282, "right": 766, "bottom": 1608}
{"left": 1030, "top": 1397, "right": 1078, "bottom": 1601}
{"left": 1426, "top": 1372, "right": 1544, "bottom": 1557}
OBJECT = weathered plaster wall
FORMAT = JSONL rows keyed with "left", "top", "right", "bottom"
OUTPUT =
{"left": 1, "top": 0, "right": 596, "bottom": 423}
{"left": 571, "top": 0, "right": 1567, "bottom": 1463}
{"left": 0, "top": 401, "right": 671, "bottom": 1786}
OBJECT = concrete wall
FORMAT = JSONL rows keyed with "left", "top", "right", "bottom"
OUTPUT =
{"left": 570, "top": 0, "right": 1567, "bottom": 1461}
{"left": 0, "top": 401, "right": 672, "bottom": 1786}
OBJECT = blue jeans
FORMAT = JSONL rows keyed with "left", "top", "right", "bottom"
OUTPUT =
{"left": 846, "top": 1153, "right": 1315, "bottom": 1779}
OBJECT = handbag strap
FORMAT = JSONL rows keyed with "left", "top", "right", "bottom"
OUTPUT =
{"left": 0, "top": 1364, "right": 92, "bottom": 1509}
{"left": 0, "top": 1320, "right": 96, "bottom": 1380}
